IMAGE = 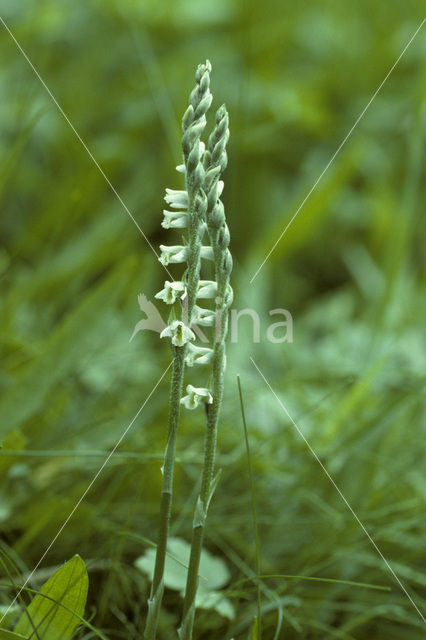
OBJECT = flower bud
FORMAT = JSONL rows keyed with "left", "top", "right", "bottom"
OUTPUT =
{"left": 222, "top": 250, "right": 233, "bottom": 276}
{"left": 194, "top": 93, "right": 213, "bottom": 120}
{"left": 182, "top": 105, "right": 194, "bottom": 130}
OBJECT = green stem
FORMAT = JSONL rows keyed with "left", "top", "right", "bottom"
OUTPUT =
{"left": 180, "top": 251, "right": 228, "bottom": 638}
{"left": 179, "top": 344, "right": 224, "bottom": 639}
{"left": 144, "top": 345, "right": 185, "bottom": 640}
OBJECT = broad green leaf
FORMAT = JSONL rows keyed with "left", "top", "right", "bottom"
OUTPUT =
{"left": 14, "top": 555, "right": 88, "bottom": 640}
{"left": 0, "top": 631, "right": 27, "bottom": 639}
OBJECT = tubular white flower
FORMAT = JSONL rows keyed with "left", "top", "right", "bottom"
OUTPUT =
{"left": 185, "top": 344, "right": 214, "bottom": 367}
{"left": 161, "top": 210, "right": 188, "bottom": 229}
{"left": 196, "top": 280, "right": 217, "bottom": 299}
{"left": 155, "top": 281, "right": 186, "bottom": 304}
{"left": 159, "top": 245, "right": 188, "bottom": 265}
{"left": 160, "top": 320, "right": 195, "bottom": 346}
{"left": 191, "top": 305, "right": 215, "bottom": 326}
{"left": 180, "top": 384, "right": 213, "bottom": 410}
{"left": 164, "top": 188, "right": 189, "bottom": 209}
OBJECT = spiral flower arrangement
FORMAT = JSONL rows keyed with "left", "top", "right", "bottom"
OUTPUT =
{"left": 144, "top": 61, "right": 232, "bottom": 640}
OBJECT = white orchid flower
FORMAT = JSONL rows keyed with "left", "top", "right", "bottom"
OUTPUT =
{"left": 180, "top": 384, "right": 213, "bottom": 410}
{"left": 160, "top": 320, "right": 195, "bottom": 346}
{"left": 159, "top": 245, "right": 188, "bottom": 266}
{"left": 161, "top": 210, "right": 188, "bottom": 229}
{"left": 185, "top": 344, "right": 214, "bottom": 367}
{"left": 197, "top": 280, "right": 217, "bottom": 298}
{"left": 191, "top": 305, "right": 215, "bottom": 326}
{"left": 155, "top": 281, "right": 186, "bottom": 305}
{"left": 164, "top": 188, "right": 188, "bottom": 209}
{"left": 159, "top": 246, "right": 211, "bottom": 267}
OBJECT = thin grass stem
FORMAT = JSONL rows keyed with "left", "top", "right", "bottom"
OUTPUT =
{"left": 237, "top": 374, "right": 262, "bottom": 639}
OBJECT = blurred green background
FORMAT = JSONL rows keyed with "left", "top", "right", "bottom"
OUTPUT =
{"left": 0, "top": 1, "right": 425, "bottom": 638}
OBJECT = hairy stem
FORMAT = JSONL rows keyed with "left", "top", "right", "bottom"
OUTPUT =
{"left": 179, "top": 343, "right": 225, "bottom": 639}
{"left": 144, "top": 346, "right": 185, "bottom": 640}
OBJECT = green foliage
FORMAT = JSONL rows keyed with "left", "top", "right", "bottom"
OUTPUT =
{"left": 13, "top": 555, "right": 88, "bottom": 639}
{"left": 0, "top": 607, "right": 21, "bottom": 633}
{"left": 0, "top": 0, "right": 425, "bottom": 638}
{"left": 248, "top": 617, "right": 258, "bottom": 640}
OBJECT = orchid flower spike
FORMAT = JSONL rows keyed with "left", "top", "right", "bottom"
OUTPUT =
{"left": 145, "top": 60, "right": 234, "bottom": 640}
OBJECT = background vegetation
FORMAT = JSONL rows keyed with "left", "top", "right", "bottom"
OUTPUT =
{"left": 0, "top": 1, "right": 425, "bottom": 638}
